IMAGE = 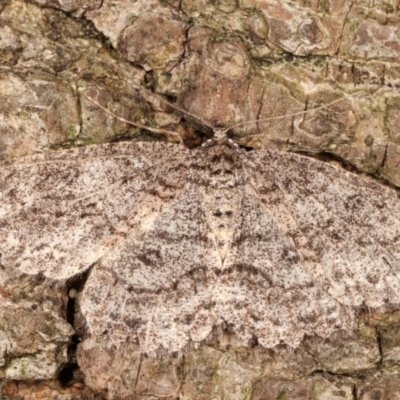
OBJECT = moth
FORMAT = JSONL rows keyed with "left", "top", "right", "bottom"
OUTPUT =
{"left": 0, "top": 88, "right": 399, "bottom": 354}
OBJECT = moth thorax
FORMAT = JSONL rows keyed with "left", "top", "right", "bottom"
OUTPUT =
{"left": 208, "top": 157, "right": 237, "bottom": 189}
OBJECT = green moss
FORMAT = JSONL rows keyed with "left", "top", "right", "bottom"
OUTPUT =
{"left": 318, "top": 0, "right": 331, "bottom": 14}
{"left": 194, "top": 348, "right": 209, "bottom": 363}
{"left": 239, "top": 384, "right": 252, "bottom": 400}
{"left": 156, "top": 357, "right": 170, "bottom": 372}
{"left": 277, "top": 391, "right": 289, "bottom": 400}
{"left": 358, "top": 322, "right": 377, "bottom": 341}
{"left": 75, "top": 137, "right": 99, "bottom": 146}
{"left": 344, "top": 18, "right": 362, "bottom": 34}
{"left": 126, "top": 13, "right": 138, "bottom": 23}
{"left": 6, "top": 358, "right": 33, "bottom": 380}
{"left": 65, "top": 124, "right": 79, "bottom": 140}
{"left": 312, "top": 381, "right": 326, "bottom": 397}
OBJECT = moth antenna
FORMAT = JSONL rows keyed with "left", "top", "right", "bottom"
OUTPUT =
{"left": 82, "top": 93, "right": 183, "bottom": 144}
{"left": 133, "top": 80, "right": 215, "bottom": 133}
{"left": 111, "top": 64, "right": 216, "bottom": 134}
{"left": 226, "top": 91, "right": 366, "bottom": 132}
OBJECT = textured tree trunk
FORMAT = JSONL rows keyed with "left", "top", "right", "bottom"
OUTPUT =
{"left": 0, "top": 0, "right": 400, "bottom": 399}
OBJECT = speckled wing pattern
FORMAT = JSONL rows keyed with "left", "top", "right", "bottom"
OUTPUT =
{"left": 0, "top": 142, "right": 191, "bottom": 280}
{"left": 1, "top": 139, "right": 400, "bottom": 352}
{"left": 249, "top": 151, "right": 400, "bottom": 307}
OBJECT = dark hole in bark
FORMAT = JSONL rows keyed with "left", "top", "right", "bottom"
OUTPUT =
{"left": 58, "top": 268, "right": 93, "bottom": 387}
{"left": 239, "top": 145, "right": 254, "bottom": 152}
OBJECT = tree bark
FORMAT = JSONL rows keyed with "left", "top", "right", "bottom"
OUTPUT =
{"left": 1, "top": 0, "right": 400, "bottom": 398}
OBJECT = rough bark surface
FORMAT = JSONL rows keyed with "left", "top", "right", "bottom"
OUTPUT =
{"left": 1, "top": 0, "right": 400, "bottom": 399}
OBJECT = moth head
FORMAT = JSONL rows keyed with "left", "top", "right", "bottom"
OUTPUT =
{"left": 214, "top": 128, "right": 228, "bottom": 139}
{"left": 201, "top": 127, "right": 230, "bottom": 148}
